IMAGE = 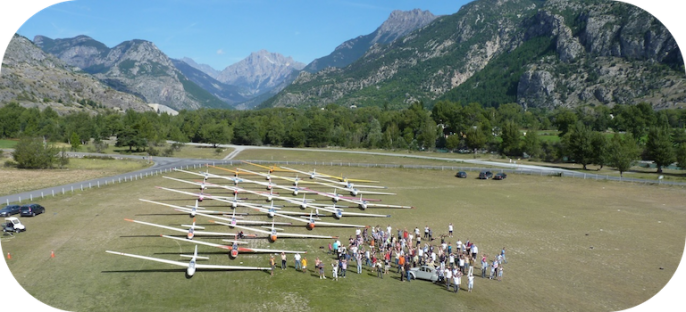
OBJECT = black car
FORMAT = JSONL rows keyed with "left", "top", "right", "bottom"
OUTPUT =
{"left": 494, "top": 173, "right": 507, "bottom": 180}
{"left": 478, "top": 171, "right": 493, "bottom": 179}
{"left": 455, "top": 171, "right": 467, "bottom": 178}
{"left": 20, "top": 204, "right": 45, "bottom": 217}
{"left": 0, "top": 205, "right": 21, "bottom": 217}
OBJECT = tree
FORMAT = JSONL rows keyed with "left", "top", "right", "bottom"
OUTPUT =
{"left": 70, "top": 132, "right": 81, "bottom": 151}
{"left": 589, "top": 131, "right": 607, "bottom": 169}
{"left": 465, "top": 125, "right": 486, "bottom": 152}
{"left": 116, "top": 128, "right": 146, "bottom": 152}
{"left": 676, "top": 143, "right": 686, "bottom": 170}
{"left": 12, "top": 137, "right": 57, "bottom": 169}
{"left": 553, "top": 108, "right": 578, "bottom": 137}
{"left": 522, "top": 129, "right": 540, "bottom": 158}
{"left": 364, "top": 118, "right": 383, "bottom": 148}
{"left": 645, "top": 126, "right": 676, "bottom": 173}
{"left": 201, "top": 122, "right": 233, "bottom": 148}
{"left": 57, "top": 147, "right": 70, "bottom": 169}
{"left": 607, "top": 133, "right": 640, "bottom": 178}
{"left": 564, "top": 122, "right": 594, "bottom": 170}
{"left": 445, "top": 135, "right": 461, "bottom": 152}
{"left": 500, "top": 120, "right": 521, "bottom": 156}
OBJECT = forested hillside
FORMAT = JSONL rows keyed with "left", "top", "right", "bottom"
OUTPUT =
{"left": 263, "top": 0, "right": 684, "bottom": 110}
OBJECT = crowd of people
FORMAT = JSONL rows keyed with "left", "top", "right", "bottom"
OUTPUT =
{"left": 272, "top": 223, "right": 508, "bottom": 293}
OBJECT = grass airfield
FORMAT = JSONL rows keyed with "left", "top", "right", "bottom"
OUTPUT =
{"left": 2, "top": 164, "right": 685, "bottom": 312}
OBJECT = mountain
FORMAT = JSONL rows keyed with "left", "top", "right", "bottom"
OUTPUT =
{"left": 0, "top": 34, "right": 151, "bottom": 113}
{"left": 171, "top": 58, "right": 249, "bottom": 106}
{"left": 34, "top": 35, "right": 230, "bottom": 110}
{"left": 303, "top": 9, "right": 438, "bottom": 73}
{"left": 179, "top": 57, "right": 221, "bottom": 79}
{"left": 262, "top": 0, "right": 684, "bottom": 110}
{"left": 215, "top": 50, "right": 305, "bottom": 97}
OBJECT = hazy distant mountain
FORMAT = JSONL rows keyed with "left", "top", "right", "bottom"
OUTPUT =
{"left": 303, "top": 9, "right": 438, "bottom": 73}
{"left": 215, "top": 50, "right": 305, "bottom": 97}
{"left": 180, "top": 57, "right": 221, "bottom": 80}
{"left": 0, "top": 34, "right": 151, "bottom": 113}
{"left": 34, "top": 35, "right": 230, "bottom": 110}
{"left": 171, "top": 58, "right": 249, "bottom": 107}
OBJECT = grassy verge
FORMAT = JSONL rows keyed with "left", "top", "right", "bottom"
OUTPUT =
{"left": 0, "top": 158, "right": 149, "bottom": 196}
{"left": 0, "top": 139, "right": 18, "bottom": 149}
{"left": 2, "top": 162, "right": 684, "bottom": 311}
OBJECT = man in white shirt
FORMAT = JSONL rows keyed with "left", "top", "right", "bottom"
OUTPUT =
{"left": 445, "top": 267, "right": 453, "bottom": 291}
{"left": 294, "top": 253, "right": 302, "bottom": 271}
{"left": 448, "top": 223, "right": 454, "bottom": 238}
{"left": 471, "top": 244, "right": 478, "bottom": 260}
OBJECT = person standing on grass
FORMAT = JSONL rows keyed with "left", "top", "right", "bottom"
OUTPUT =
{"left": 377, "top": 259, "right": 384, "bottom": 279}
{"left": 498, "top": 263, "right": 503, "bottom": 281}
{"left": 467, "top": 258, "right": 474, "bottom": 277}
{"left": 301, "top": 257, "right": 307, "bottom": 274}
{"left": 398, "top": 253, "right": 405, "bottom": 274}
{"left": 490, "top": 258, "right": 498, "bottom": 280}
{"left": 424, "top": 225, "right": 429, "bottom": 239}
{"left": 270, "top": 255, "right": 276, "bottom": 277}
{"left": 459, "top": 254, "right": 465, "bottom": 274}
{"left": 332, "top": 261, "right": 338, "bottom": 281}
{"left": 471, "top": 244, "right": 478, "bottom": 261}
{"left": 281, "top": 252, "right": 287, "bottom": 270}
{"left": 294, "top": 253, "right": 301, "bottom": 271}
{"left": 356, "top": 250, "right": 362, "bottom": 274}
{"left": 455, "top": 269, "right": 462, "bottom": 293}
{"left": 405, "top": 257, "right": 412, "bottom": 282}
{"left": 428, "top": 227, "right": 433, "bottom": 241}
{"left": 481, "top": 254, "right": 488, "bottom": 278}
{"left": 456, "top": 239, "right": 462, "bottom": 254}
{"left": 449, "top": 252, "right": 455, "bottom": 269}
{"left": 501, "top": 247, "right": 507, "bottom": 264}
{"left": 341, "top": 258, "right": 348, "bottom": 278}
{"left": 448, "top": 223, "right": 453, "bottom": 238}
{"left": 468, "top": 272, "right": 474, "bottom": 292}
{"left": 445, "top": 266, "right": 453, "bottom": 291}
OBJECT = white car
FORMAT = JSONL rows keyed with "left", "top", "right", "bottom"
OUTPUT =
{"left": 408, "top": 265, "right": 439, "bottom": 283}
{"left": 3, "top": 217, "right": 26, "bottom": 233}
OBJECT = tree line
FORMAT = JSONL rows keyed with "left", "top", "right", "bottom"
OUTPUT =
{"left": 1, "top": 100, "right": 685, "bottom": 173}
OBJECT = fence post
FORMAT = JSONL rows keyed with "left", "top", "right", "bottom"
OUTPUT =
{"left": 62, "top": 188, "right": 65, "bottom": 195}
{"left": 89, "top": 183, "right": 91, "bottom": 189}
{"left": 81, "top": 185, "right": 83, "bottom": 191}
{"left": 71, "top": 186, "right": 74, "bottom": 193}
{"left": 41, "top": 192, "right": 43, "bottom": 199}
{"left": 18, "top": 196, "right": 21, "bottom": 203}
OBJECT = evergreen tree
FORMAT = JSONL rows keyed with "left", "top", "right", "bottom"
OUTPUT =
{"left": 522, "top": 128, "right": 541, "bottom": 158}
{"left": 607, "top": 133, "right": 640, "bottom": 178}
{"left": 645, "top": 126, "right": 676, "bottom": 173}
{"left": 70, "top": 132, "right": 81, "bottom": 151}
{"left": 564, "top": 122, "right": 594, "bottom": 170}
{"left": 500, "top": 120, "right": 521, "bottom": 156}
{"left": 676, "top": 143, "right": 686, "bottom": 170}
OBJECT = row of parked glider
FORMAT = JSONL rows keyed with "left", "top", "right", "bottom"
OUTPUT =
{"left": 106, "top": 161, "right": 414, "bottom": 278}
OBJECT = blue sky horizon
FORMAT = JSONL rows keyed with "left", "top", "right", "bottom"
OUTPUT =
{"left": 14, "top": 0, "right": 472, "bottom": 70}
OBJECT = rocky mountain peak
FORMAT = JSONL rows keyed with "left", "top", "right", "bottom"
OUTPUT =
{"left": 374, "top": 9, "right": 437, "bottom": 43}
{"left": 216, "top": 50, "right": 305, "bottom": 95}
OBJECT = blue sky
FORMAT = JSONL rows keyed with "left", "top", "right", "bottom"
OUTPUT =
{"left": 12, "top": 0, "right": 472, "bottom": 70}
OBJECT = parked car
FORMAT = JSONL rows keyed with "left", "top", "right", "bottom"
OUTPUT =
{"left": 494, "top": 173, "right": 507, "bottom": 180}
{"left": 0, "top": 205, "right": 21, "bottom": 217}
{"left": 20, "top": 204, "right": 45, "bottom": 217}
{"left": 2, "top": 217, "right": 26, "bottom": 233}
{"left": 408, "top": 265, "right": 439, "bottom": 283}
{"left": 478, "top": 171, "right": 493, "bottom": 179}
{"left": 455, "top": 171, "right": 467, "bottom": 178}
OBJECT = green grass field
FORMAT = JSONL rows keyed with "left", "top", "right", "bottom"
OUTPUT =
{"left": 2, "top": 161, "right": 685, "bottom": 311}
{"left": 0, "top": 139, "right": 19, "bottom": 149}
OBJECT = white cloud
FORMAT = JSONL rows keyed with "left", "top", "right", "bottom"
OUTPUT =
{"left": 216, "top": 49, "right": 224, "bottom": 55}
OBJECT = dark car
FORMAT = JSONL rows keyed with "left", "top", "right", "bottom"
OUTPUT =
{"left": 455, "top": 171, "right": 467, "bottom": 178}
{"left": 0, "top": 205, "right": 21, "bottom": 217}
{"left": 20, "top": 204, "right": 45, "bottom": 217}
{"left": 494, "top": 173, "right": 507, "bottom": 180}
{"left": 478, "top": 171, "right": 493, "bottom": 179}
